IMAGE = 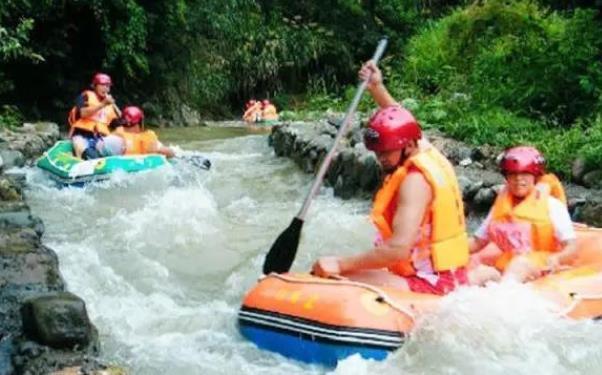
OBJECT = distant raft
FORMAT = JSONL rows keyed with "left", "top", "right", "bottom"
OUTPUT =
{"left": 36, "top": 140, "right": 168, "bottom": 186}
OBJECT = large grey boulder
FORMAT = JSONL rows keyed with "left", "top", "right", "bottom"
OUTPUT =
{"left": 21, "top": 293, "right": 96, "bottom": 350}
{"left": 0, "top": 149, "right": 25, "bottom": 169}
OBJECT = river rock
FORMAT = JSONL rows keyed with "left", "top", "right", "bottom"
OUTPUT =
{"left": 308, "top": 134, "right": 334, "bottom": 156}
{"left": 582, "top": 170, "right": 602, "bottom": 189}
{"left": 469, "top": 187, "right": 497, "bottom": 212}
{"left": 1, "top": 242, "right": 63, "bottom": 289}
{"left": 0, "top": 335, "right": 14, "bottom": 375}
{"left": 0, "top": 149, "right": 25, "bottom": 168}
{"left": 0, "top": 201, "right": 33, "bottom": 228}
{"left": 21, "top": 292, "right": 95, "bottom": 349}
{"left": 571, "top": 157, "right": 588, "bottom": 183}
{"left": 357, "top": 152, "right": 381, "bottom": 192}
{"left": 0, "top": 177, "right": 21, "bottom": 201}
{"left": 457, "top": 175, "right": 482, "bottom": 201}
{"left": 180, "top": 104, "right": 202, "bottom": 127}
{"left": 0, "top": 227, "right": 40, "bottom": 255}
{"left": 331, "top": 149, "right": 357, "bottom": 199}
{"left": 573, "top": 195, "right": 602, "bottom": 226}
{"left": 0, "top": 201, "right": 44, "bottom": 234}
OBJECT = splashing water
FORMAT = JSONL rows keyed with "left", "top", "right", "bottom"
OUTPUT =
{"left": 25, "top": 128, "right": 602, "bottom": 374}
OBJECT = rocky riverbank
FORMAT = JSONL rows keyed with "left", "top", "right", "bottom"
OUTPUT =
{"left": 0, "top": 124, "right": 122, "bottom": 374}
{"left": 269, "top": 119, "right": 602, "bottom": 226}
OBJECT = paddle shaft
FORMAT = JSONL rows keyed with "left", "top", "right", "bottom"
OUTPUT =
{"left": 112, "top": 103, "right": 122, "bottom": 118}
{"left": 261, "top": 38, "right": 388, "bottom": 275}
{"left": 296, "top": 38, "right": 388, "bottom": 220}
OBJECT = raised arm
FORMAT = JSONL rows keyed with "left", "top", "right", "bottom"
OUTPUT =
{"left": 359, "top": 60, "right": 398, "bottom": 108}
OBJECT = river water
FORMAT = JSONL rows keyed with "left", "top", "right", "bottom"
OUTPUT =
{"left": 25, "top": 127, "right": 602, "bottom": 375}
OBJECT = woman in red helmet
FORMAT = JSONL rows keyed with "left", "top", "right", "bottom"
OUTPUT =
{"left": 108, "top": 106, "right": 175, "bottom": 158}
{"left": 68, "top": 73, "right": 122, "bottom": 159}
{"left": 311, "top": 61, "right": 480, "bottom": 295}
{"left": 469, "top": 146, "right": 577, "bottom": 282}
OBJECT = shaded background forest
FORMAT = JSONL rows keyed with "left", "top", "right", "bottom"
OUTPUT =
{"left": 1, "top": 0, "right": 602, "bottom": 175}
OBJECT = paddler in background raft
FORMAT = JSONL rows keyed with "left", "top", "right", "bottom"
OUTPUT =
{"left": 100, "top": 106, "right": 175, "bottom": 158}
{"left": 68, "top": 73, "right": 121, "bottom": 159}
{"left": 260, "top": 99, "right": 279, "bottom": 121}
{"left": 312, "top": 61, "right": 497, "bottom": 295}
{"left": 243, "top": 99, "right": 263, "bottom": 123}
{"left": 469, "top": 146, "right": 577, "bottom": 282}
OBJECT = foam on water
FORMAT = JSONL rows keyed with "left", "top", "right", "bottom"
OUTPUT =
{"left": 332, "top": 282, "right": 602, "bottom": 375}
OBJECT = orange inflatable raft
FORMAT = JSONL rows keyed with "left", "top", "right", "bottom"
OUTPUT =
{"left": 238, "top": 225, "right": 602, "bottom": 366}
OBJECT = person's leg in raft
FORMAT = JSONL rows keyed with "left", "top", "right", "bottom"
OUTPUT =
{"left": 71, "top": 135, "right": 89, "bottom": 159}
{"left": 73, "top": 135, "right": 101, "bottom": 160}
{"left": 95, "top": 135, "right": 125, "bottom": 157}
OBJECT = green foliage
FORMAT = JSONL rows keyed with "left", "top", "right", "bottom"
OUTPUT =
{"left": 0, "top": 19, "right": 43, "bottom": 63}
{"left": 576, "top": 116, "right": 602, "bottom": 170}
{"left": 0, "top": 0, "right": 466, "bottom": 121}
{"left": 402, "top": 0, "right": 602, "bottom": 125}
{"left": 0, "top": 105, "right": 23, "bottom": 129}
{"left": 99, "top": 0, "right": 149, "bottom": 78}
{"left": 0, "top": 3, "right": 44, "bottom": 96}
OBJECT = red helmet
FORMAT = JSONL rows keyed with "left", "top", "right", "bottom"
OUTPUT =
{"left": 92, "top": 73, "right": 112, "bottom": 86}
{"left": 499, "top": 146, "right": 546, "bottom": 176}
{"left": 262, "top": 99, "right": 271, "bottom": 107}
{"left": 363, "top": 105, "right": 421, "bottom": 152}
{"left": 123, "top": 106, "right": 144, "bottom": 125}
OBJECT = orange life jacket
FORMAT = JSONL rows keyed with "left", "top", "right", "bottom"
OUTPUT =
{"left": 262, "top": 104, "right": 279, "bottom": 121}
{"left": 371, "top": 146, "right": 469, "bottom": 276}
{"left": 488, "top": 186, "right": 560, "bottom": 271}
{"left": 537, "top": 173, "right": 567, "bottom": 205}
{"left": 113, "top": 127, "right": 159, "bottom": 155}
{"left": 68, "top": 90, "right": 118, "bottom": 137}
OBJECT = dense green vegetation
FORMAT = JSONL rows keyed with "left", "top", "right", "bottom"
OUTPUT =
{"left": 1, "top": 0, "right": 601, "bottom": 177}
{"left": 397, "top": 0, "right": 602, "bottom": 175}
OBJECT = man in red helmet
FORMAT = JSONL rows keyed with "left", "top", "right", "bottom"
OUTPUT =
{"left": 311, "top": 61, "right": 493, "bottom": 295}
{"left": 108, "top": 106, "right": 175, "bottom": 158}
{"left": 469, "top": 146, "right": 576, "bottom": 282}
{"left": 68, "top": 73, "right": 122, "bottom": 159}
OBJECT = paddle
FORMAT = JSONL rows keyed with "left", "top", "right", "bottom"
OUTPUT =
{"left": 175, "top": 154, "right": 212, "bottom": 170}
{"left": 262, "top": 38, "right": 389, "bottom": 275}
{"left": 112, "top": 103, "right": 122, "bottom": 118}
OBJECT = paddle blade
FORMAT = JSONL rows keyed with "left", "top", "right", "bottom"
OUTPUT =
{"left": 262, "top": 217, "right": 304, "bottom": 274}
{"left": 181, "top": 155, "right": 211, "bottom": 170}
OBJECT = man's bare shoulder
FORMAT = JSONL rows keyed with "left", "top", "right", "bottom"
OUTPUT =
{"left": 398, "top": 170, "right": 432, "bottom": 202}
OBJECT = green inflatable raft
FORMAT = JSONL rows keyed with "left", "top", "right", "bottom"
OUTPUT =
{"left": 36, "top": 140, "right": 168, "bottom": 186}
